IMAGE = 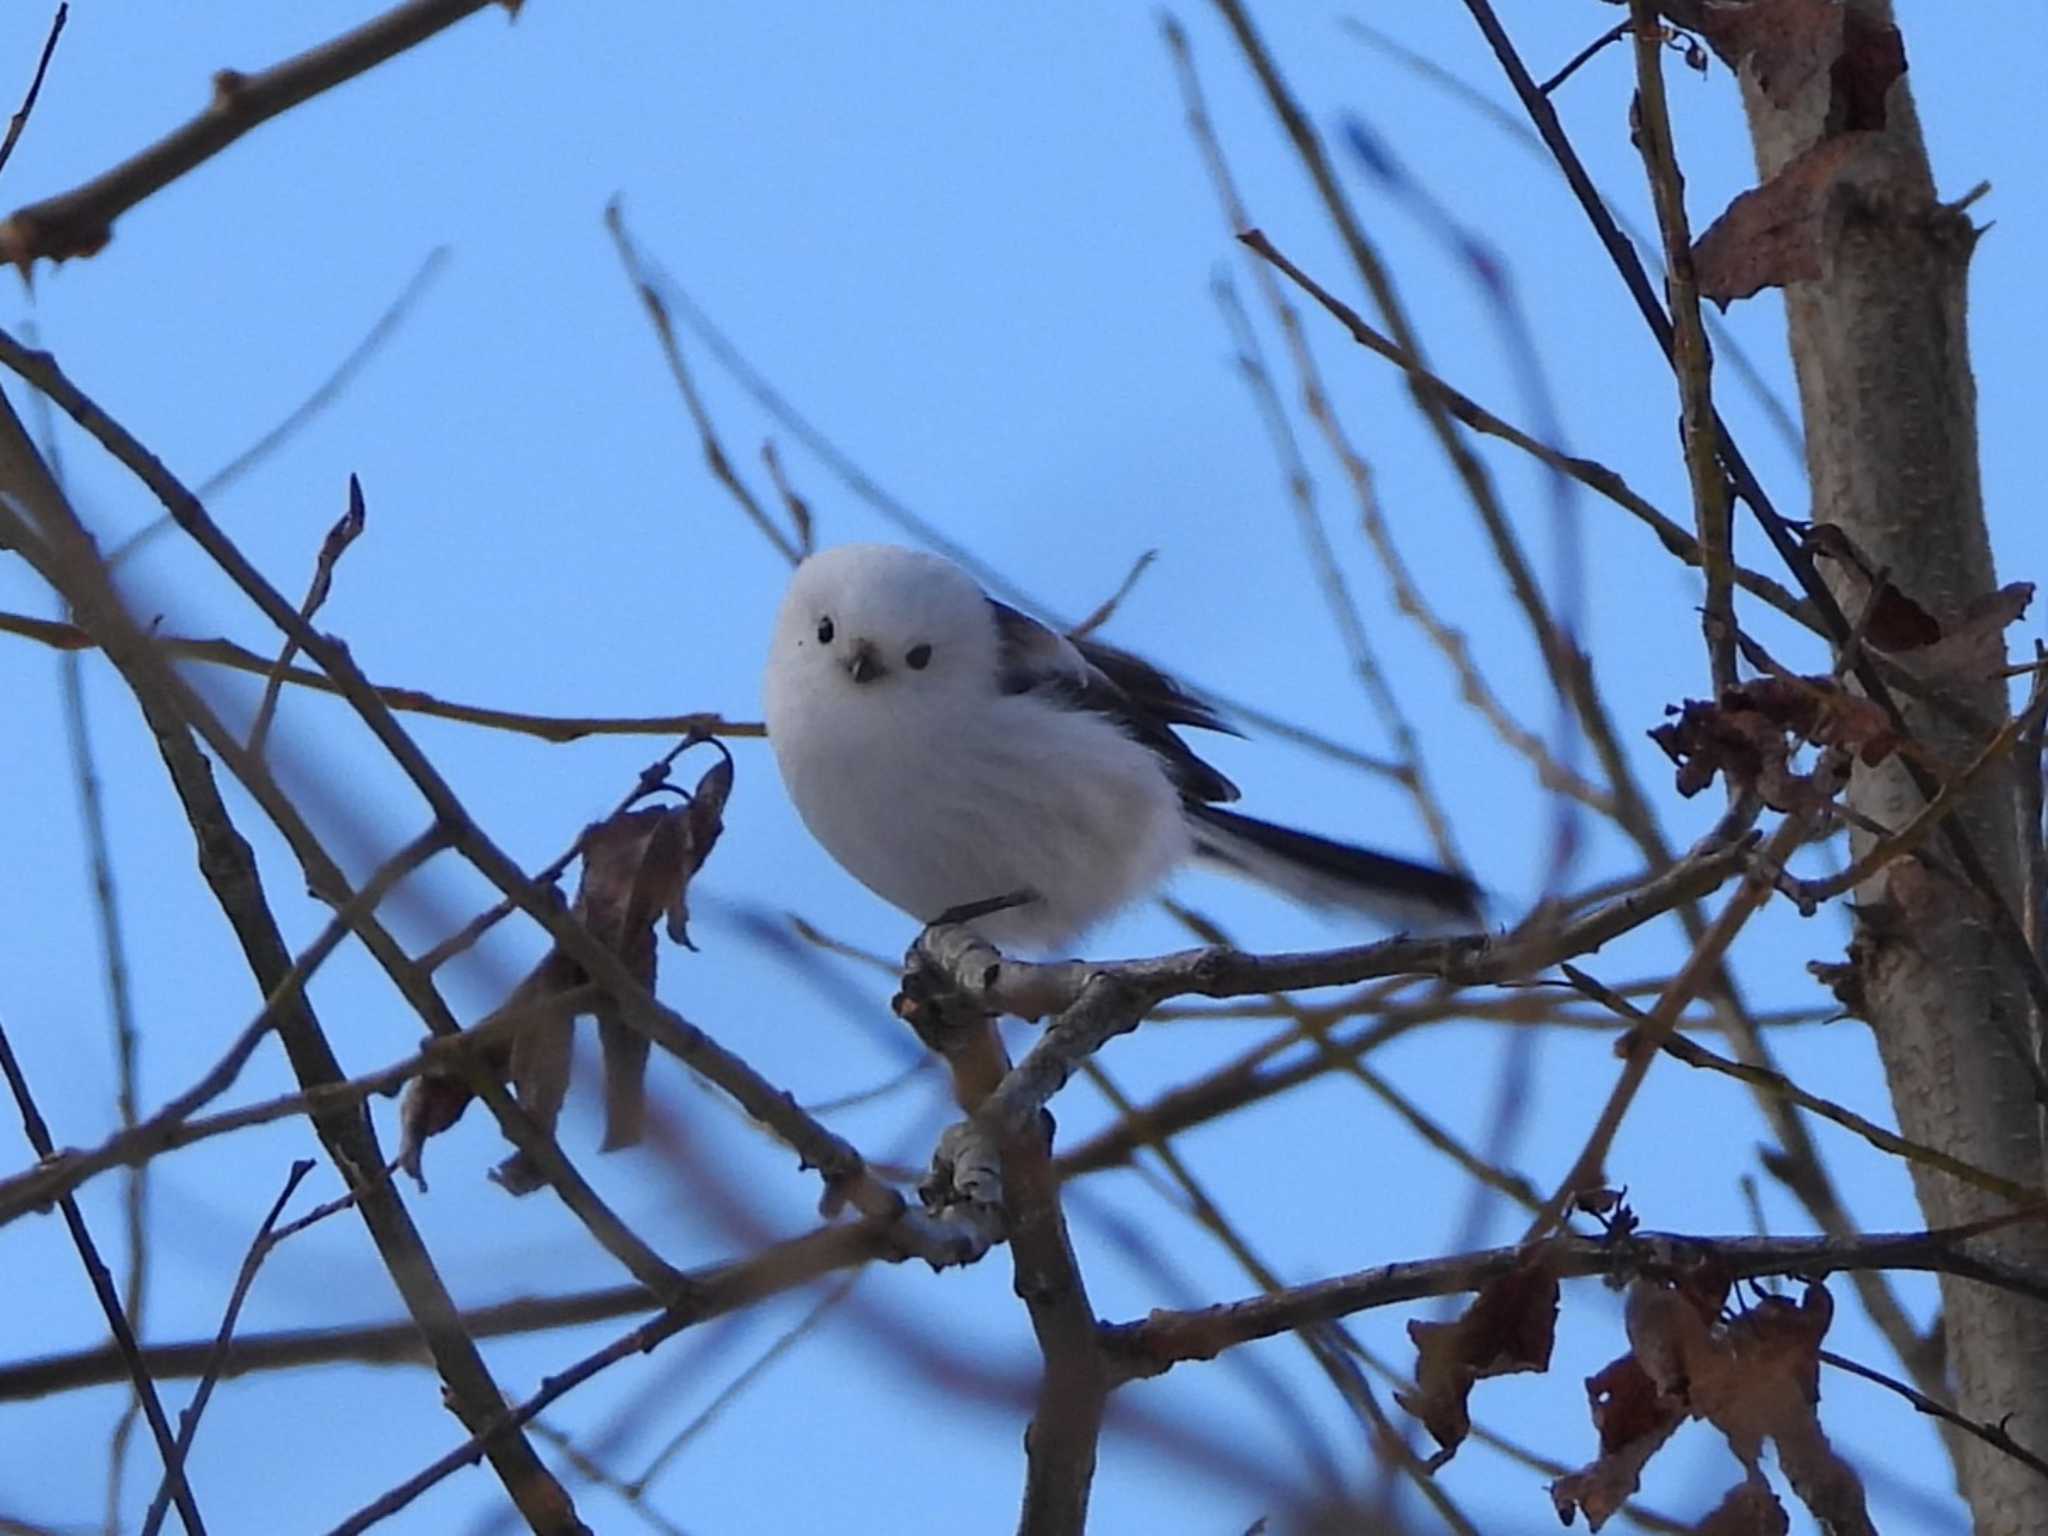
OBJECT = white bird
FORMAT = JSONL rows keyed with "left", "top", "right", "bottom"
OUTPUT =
{"left": 762, "top": 544, "right": 1479, "bottom": 953}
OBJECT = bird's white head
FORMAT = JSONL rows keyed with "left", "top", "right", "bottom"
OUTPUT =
{"left": 765, "top": 543, "right": 996, "bottom": 703}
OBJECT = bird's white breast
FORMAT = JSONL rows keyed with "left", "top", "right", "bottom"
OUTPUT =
{"left": 764, "top": 668, "right": 1188, "bottom": 953}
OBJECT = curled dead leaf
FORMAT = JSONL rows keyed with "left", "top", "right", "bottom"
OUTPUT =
{"left": 1692, "top": 133, "right": 1886, "bottom": 307}
{"left": 1805, "top": 523, "right": 2034, "bottom": 678}
{"left": 1395, "top": 1248, "right": 1559, "bottom": 1469}
{"left": 1549, "top": 1353, "right": 1684, "bottom": 1531}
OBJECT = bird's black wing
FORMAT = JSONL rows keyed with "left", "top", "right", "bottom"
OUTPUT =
{"left": 987, "top": 599, "right": 1241, "bottom": 804}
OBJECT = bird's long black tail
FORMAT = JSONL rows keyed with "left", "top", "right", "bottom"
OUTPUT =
{"left": 1187, "top": 804, "right": 1482, "bottom": 931}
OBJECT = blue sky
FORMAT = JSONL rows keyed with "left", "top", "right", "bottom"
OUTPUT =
{"left": 1, "top": 3, "right": 2041, "bottom": 1532}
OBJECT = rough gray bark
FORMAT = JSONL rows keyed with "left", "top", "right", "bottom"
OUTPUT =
{"left": 1734, "top": 4, "right": 2048, "bottom": 1529}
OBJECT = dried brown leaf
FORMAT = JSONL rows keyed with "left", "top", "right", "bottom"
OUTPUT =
{"left": 1895, "top": 582, "right": 2035, "bottom": 682}
{"left": 1692, "top": 133, "right": 1884, "bottom": 307}
{"left": 669, "top": 749, "right": 734, "bottom": 949}
{"left": 1687, "top": 0, "right": 1904, "bottom": 129}
{"left": 397, "top": 748, "right": 735, "bottom": 1183}
{"left": 1807, "top": 522, "right": 2033, "bottom": 674}
{"left": 596, "top": 1008, "right": 650, "bottom": 1153}
{"left": 1802, "top": 519, "right": 1942, "bottom": 651}
{"left": 1549, "top": 1354, "right": 1684, "bottom": 1531}
{"left": 1831, "top": 10, "right": 1907, "bottom": 132}
{"left": 396, "top": 1073, "right": 474, "bottom": 1189}
{"left": 1690, "top": 0, "right": 1837, "bottom": 107}
{"left": 1395, "top": 1249, "right": 1559, "bottom": 1468}
{"left": 1694, "top": 1476, "right": 1790, "bottom": 1536}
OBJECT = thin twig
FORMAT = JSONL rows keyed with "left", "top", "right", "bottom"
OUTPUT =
{"left": 1232, "top": 229, "right": 1815, "bottom": 634}
{"left": 1538, "top": 20, "right": 1628, "bottom": 95}
{"left": 0, "top": 608, "right": 760, "bottom": 742}
{"left": 1068, "top": 547, "right": 1158, "bottom": 640}
{"left": 528, "top": 1423, "right": 690, "bottom": 1536}
{"left": 0, "top": 1015, "right": 206, "bottom": 1536}
{"left": 1624, "top": 1, "right": 1735, "bottom": 695}
{"left": 0, "top": 0, "right": 506, "bottom": 268}
{"left": 1524, "top": 813, "right": 1811, "bottom": 1237}
{"left": 1561, "top": 965, "right": 2043, "bottom": 1208}
{"left": 628, "top": 1274, "right": 859, "bottom": 1494}
{"left": 1821, "top": 1347, "right": 2048, "bottom": 1485}
{"left": 137, "top": 1161, "right": 317, "bottom": 1536}
{"left": 0, "top": 3, "right": 65, "bottom": 180}
{"left": 605, "top": 199, "right": 801, "bottom": 566}
{"left": 23, "top": 341, "right": 152, "bottom": 1531}
{"left": 759, "top": 439, "right": 815, "bottom": 557}
{"left": 111, "top": 247, "right": 450, "bottom": 567}
{"left": 321, "top": 1219, "right": 909, "bottom": 1535}
{"left": 1102, "top": 1221, "right": 2048, "bottom": 1382}
{"left": 247, "top": 473, "right": 367, "bottom": 756}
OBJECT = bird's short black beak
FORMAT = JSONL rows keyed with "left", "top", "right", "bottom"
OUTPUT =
{"left": 845, "top": 640, "right": 886, "bottom": 684}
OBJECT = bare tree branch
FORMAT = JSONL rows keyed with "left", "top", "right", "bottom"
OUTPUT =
{"left": 0, "top": 399, "right": 587, "bottom": 1535}
{"left": 605, "top": 200, "right": 801, "bottom": 566}
{"left": 1103, "top": 1222, "right": 2048, "bottom": 1382}
{"left": 1624, "top": 0, "right": 1736, "bottom": 694}
{"left": 322, "top": 1218, "right": 908, "bottom": 1535}
{"left": 0, "top": 0, "right": 512, "bottom": 269}
{"left": 0, "top": 608, "right": 760, "bottom": 743}
{"left": 1232, "top": 228, "right": 1816, "bottom": 634}
{"left": 111, "top": 246, "right": 451, "bottom": 567}
{"left": 0, "top": 1014, "right": 206, "bottom": 1536}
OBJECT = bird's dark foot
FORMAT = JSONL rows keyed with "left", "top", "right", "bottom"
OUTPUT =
{"left": 929, "top": 888, "right": 1040, "bottom": 929}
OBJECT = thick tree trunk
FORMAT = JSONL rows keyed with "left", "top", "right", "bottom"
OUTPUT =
{"left": 1734, "top": 4, "right": 2048, "bottom": 1529}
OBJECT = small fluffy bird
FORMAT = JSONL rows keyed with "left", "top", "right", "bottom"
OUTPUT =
{"left": 763, "top": 544, "right": 1480, "bottom": 953}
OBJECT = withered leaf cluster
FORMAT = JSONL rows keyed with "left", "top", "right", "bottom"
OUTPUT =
{"left": 1651, "top": 676, "right": 1890, "bottom": 812}
{"left": 1396, "top": 1224, "right": 1871, "bottom": 1532}
{"left": 1672, "top": 0, "right": 1916, "bottom": 307}
{"left": 1551, "top": 1266, "right": 1872, "bottom": 1534}
{"left": 399, "top": 748, "right": 733, "bottom": 1189}
{"left": 1652, "top": 523, "right": 2033, "bottom": 810}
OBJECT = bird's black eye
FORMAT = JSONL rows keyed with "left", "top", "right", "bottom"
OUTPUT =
{"left": 905, "top": 643, "right": 932, "bottom": 670}
{"left": 816, "top": 616, "right": 835, "bottom": 645}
